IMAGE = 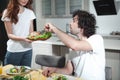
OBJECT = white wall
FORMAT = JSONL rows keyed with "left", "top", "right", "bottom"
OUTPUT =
{"left": 42, "top": 0, "right": 120, "bottom": 35}
{"left": 46, "top": 18, "right": 72, "bottom": 32}
{"left": 89, "top": 0, "right": 120, "bottom": 35}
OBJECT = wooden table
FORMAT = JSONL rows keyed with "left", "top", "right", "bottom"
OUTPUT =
{"left": 0, "top": 65, "right": 82, "bottom": 80}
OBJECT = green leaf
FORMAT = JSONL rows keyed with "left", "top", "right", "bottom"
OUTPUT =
{"left": 13, "top": 75, "right": 29, "bottom": 80}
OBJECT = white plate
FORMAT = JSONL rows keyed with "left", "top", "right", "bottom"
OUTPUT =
{"left": 6, "top": 66, "right": 31, "bottom": 76}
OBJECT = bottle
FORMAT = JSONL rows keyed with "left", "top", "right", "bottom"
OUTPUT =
{"left": 66, "top": 23, "right": 70, "bottom": 34}
{"left": 0, "top": 60, "right": 2, "bottom": 74}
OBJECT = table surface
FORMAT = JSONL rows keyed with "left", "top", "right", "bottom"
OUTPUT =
{"left": 0, "top": 65, "right": 82, "bottom": 80}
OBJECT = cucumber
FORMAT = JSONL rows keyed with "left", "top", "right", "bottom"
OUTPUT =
{"left": 38, "top": 32, "right": 51, "bottom": 39}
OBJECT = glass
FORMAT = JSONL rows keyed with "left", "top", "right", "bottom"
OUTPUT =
{"left": 66, "top": 23, "right": 70, "bottom": 34}
{"left": 0, "top": 60, "right": 3, "bottom": 74}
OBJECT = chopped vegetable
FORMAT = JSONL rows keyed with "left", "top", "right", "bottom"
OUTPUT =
{"left": 20, "top": 66, "right": 26, "bottom": 72}
{"left": 13, "top": 75, "right": 29, "bottom": 80}
{"left": 27, "top": 32, "right": 52, "bottom": 40}
{"left": 9, "top": 66, "right": 27, "bottom": 73}
{"left": 53, "top": 75, "right": 67, "bottom": 80}
{"left": 10, "top": 68, "right": 18, "bottom": 73}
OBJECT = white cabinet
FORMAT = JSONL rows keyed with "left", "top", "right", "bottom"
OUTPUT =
{"left": 31, "top": 43, "right": 53, "bottom": 69}
{"left": 41, "top": 0, "right": 89, "bottom": 18}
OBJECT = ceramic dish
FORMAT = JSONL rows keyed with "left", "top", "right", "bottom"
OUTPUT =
{"left": 6, "top": 66, "right": 31, "bottom": 76}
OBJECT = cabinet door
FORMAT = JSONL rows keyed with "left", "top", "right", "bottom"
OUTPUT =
{"left": 55, "top": 0, "right": 65, "bottom": 16}
{"left": 70, "top": 0, "right": 82, "bottom": 14}
{"left": 41, "top": 0, "right": 88, "bottom": 18}
{"left": 42, "top": 0, "right": 51, "bottom": 16}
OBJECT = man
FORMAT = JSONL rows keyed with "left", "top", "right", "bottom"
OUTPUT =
{"left": 42, "top": 10, "right": 105, "bottom": 80}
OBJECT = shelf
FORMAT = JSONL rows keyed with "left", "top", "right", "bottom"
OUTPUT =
{"left": 102, "top": 34, "right": 120, "bottom": 40}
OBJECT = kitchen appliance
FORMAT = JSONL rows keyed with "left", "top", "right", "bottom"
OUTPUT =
{"left": 93, "top": 0, "right": 117, "bottom": 15}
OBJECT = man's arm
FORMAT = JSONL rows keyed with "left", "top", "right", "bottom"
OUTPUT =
{"left": 42, "top": 60, "right": 73, "bottom": 77}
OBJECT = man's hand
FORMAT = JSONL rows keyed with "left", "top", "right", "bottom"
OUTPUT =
{"left": 42, "top": 67, "right": 57, "bottom": 77}
{"left": 44, "top": 23, "right": 56, "bottom": 33}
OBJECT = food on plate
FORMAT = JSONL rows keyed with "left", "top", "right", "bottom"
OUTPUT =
{"left": 28, "top": 70, "right": 47, "bottom": 80}
{"left": 9, "top": 66, "right": 27, "bottom": 73}
{"left": 38, "top": 32, "right": 51, "bottom": 39}
{"left": 53, "top": 75, "right": 67, "bottom": 80}
{"left": 20, "top": 66, "right": 26, "bottom": 72}
{"left": 10, "top": 67, "right": 18, "bottom": 73}
{"left": 13, "top": 75, "right": 29, "bottom": 80}
{"left": 30, "top": 31, "right": 40, "bottom": 36}
{"left": 27, "top": 31, "right": 40, "bottom": 40}
{"left": 27, "top": 31, "right": 52, "bottom": 40}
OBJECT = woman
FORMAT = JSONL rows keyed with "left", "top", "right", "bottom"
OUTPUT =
{"left": 42, "top": 10, "right": 105, "bottom": 80}
{"left": 1, "top": 0, "right": 36, "bottom": 67}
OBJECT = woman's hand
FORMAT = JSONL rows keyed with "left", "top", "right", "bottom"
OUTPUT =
{"left": 23, "top": 38, "right": 32, "bottom": 43}
{"left": 42, "top": 67, "right": 57, "bottom": 77}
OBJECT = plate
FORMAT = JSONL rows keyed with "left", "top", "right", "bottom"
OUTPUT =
{"left": 27, "top": 32, "right": 52, "bottom": 41}
{"left": 6, "top": 66, "right": 31, "bottom": 76}
{"left": 47, "top": 74, "right": 82, "bottom": 80}
{"left": 28, "top": 36, "right": 51, "bottom": 41}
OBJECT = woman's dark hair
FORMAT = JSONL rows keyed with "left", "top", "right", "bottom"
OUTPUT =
{"left": 72, "top": 10, "right": 97, "bottom": 38}
{"left": 6, "top": 0, "right": 33, "bottom": 24}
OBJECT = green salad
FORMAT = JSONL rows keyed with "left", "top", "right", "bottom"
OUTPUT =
{"left": 53, "top": 75, "right": 67, "bottom": 80}
{"left": 34, "top": 32, "right": 52, "bottom": 40}
{"left": 27, "top": 32, "right": 52, "bottom": 40}
{"left": 13, "top": 75, "right": 29, "bottom": 80}
{"left": 10, "top": 66, "right": 26, "bottom": 73}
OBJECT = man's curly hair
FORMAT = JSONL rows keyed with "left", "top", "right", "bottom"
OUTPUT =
{"left": 72, "top": 10, "right": 97, "bottom": 38}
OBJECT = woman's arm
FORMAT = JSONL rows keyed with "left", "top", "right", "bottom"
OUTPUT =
{"left": 4, "top": 21, "right": 32, "bottom": 43}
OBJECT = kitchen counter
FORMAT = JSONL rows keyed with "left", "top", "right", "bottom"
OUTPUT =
{"left": 102, "top": 35, "right": 120, "bottom": 50}
{"left": 32, "top": 36, "right": 64, "bottom": 46}
{"left": 104, "top": 39, "right": 120, "bottom": 50}
{"left": 32, "top": 35, "right": 120, "bottom": 50}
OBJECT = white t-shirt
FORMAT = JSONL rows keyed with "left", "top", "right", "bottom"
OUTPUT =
{"left": 1, "top": 8, "right": 36, "bottom": 52}
{"left": 72, "top": 34, "right": 105, "bottom": 80}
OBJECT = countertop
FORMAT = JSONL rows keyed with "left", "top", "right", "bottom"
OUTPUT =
{"left": 32, "top": 35, "right": 120, "bottom": 50}
{"left": 32, "top": 36, "right": 64, "bottom": 46}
